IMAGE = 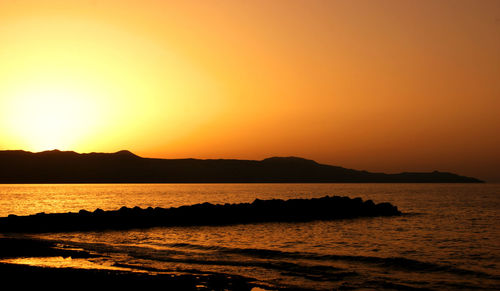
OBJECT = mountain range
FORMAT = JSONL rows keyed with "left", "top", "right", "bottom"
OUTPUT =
{"left": 0, "top": 150, "right": 483, "bottom": 183}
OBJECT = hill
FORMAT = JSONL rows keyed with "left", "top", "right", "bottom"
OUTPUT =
{"left": 0, "top": 150, "right": 483, "bottom": 183}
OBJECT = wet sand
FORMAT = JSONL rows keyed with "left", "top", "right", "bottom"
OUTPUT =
{"left": 0, "top": 237, "right": 271, "bottom": 291}
{"left": 0, "top": 263, "right": 263, "bottom": 290}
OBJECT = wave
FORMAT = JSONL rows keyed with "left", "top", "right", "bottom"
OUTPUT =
{"left": 49, "top": 238, "right": 498, "bottom": 282}
{"left": 163, "top": 243, "right": 499, "bottom": 279}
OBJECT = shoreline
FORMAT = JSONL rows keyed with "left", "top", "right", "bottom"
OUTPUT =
{"left": 0, "top": 262, "right": 265, "bottom": 290}
{"left": 0, "top": 237, "right": 270, "bottom": 290}
{"left": 0, "top": 196, "right": 401, "bottom": 290}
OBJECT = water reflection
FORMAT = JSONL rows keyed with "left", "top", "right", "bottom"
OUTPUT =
{"left": 0, "top": 256, "right": 133, "bottom": 272}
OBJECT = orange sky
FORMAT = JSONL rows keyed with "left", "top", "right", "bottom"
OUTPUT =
{"left": 0, "top": 0, "right": 499, "bottom": 181}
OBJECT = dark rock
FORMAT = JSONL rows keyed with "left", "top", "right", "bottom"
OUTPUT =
{"left": 93, "top": 208, "right": 104, "bottom": 215}
{"left": 0, "top": 196, "right": 401, "bottom": 233}
{"left": 119, "top": 206, "right": 130, "bottom": 213}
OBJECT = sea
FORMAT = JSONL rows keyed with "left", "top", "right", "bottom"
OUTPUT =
{"left": 0, "top": 183, "right": 498, "bottom": 290}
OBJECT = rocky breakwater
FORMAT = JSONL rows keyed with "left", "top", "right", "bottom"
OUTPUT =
{"left": 0, "top": 196, "right": 401, "bottom": 233}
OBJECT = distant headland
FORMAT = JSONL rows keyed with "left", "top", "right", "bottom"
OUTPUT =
{"left": 0, "top": 150, "right": 483, "bottom": 183}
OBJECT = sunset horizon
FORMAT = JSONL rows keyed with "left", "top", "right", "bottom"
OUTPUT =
{"left": 0, "top": 1, "right": 498, "bottom": 289}
{"left": 1, "top": 0, "right": 498, "bottom": 183}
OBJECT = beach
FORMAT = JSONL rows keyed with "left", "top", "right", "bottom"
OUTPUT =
{"left": 0, "top": 0, "right": 498, "bottom": 289}
{"left": 0, "top": 183, "right": 498, "bottom": 290}
{"left": 0, "top": 194, "right": 400, "bottom": 291}
{"left": 0, "top": 237, "right": 266, "bottom": 290}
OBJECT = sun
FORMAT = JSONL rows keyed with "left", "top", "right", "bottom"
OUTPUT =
{"left": 1, "top": 84, "right": 102, "bottom": 152}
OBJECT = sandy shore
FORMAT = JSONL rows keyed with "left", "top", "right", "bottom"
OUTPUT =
{"left": 0, "top": 237, "right": 273, "bottom": 290}
{"left": 0, "top": 262, "right": 262, "bottom": 290}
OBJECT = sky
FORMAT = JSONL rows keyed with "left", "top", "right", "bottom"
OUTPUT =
{"left": 0, "top": 0, "right": 499, "bottom": 181}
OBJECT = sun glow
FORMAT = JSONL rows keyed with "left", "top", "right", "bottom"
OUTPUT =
{"left": 1, "top": 84, "right": 103, "bottom": 151}
{"left": 0, "top": 0, "right": 498, "bottom": 180}
{"left": 0, "top": 9, "right": 222, "bottom": 154}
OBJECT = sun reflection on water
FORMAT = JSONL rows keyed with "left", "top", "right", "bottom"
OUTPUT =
{"left": 0, "top": 256, "right": 133, "bottom": 272}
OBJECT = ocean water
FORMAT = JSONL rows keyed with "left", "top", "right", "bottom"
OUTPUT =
{"left": 1, "top": 183, "right": 499, "bottom": 290}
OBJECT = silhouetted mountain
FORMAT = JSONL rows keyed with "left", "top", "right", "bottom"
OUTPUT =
{"left": 0, "top": 150, "right": 483, "bottom": 183}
